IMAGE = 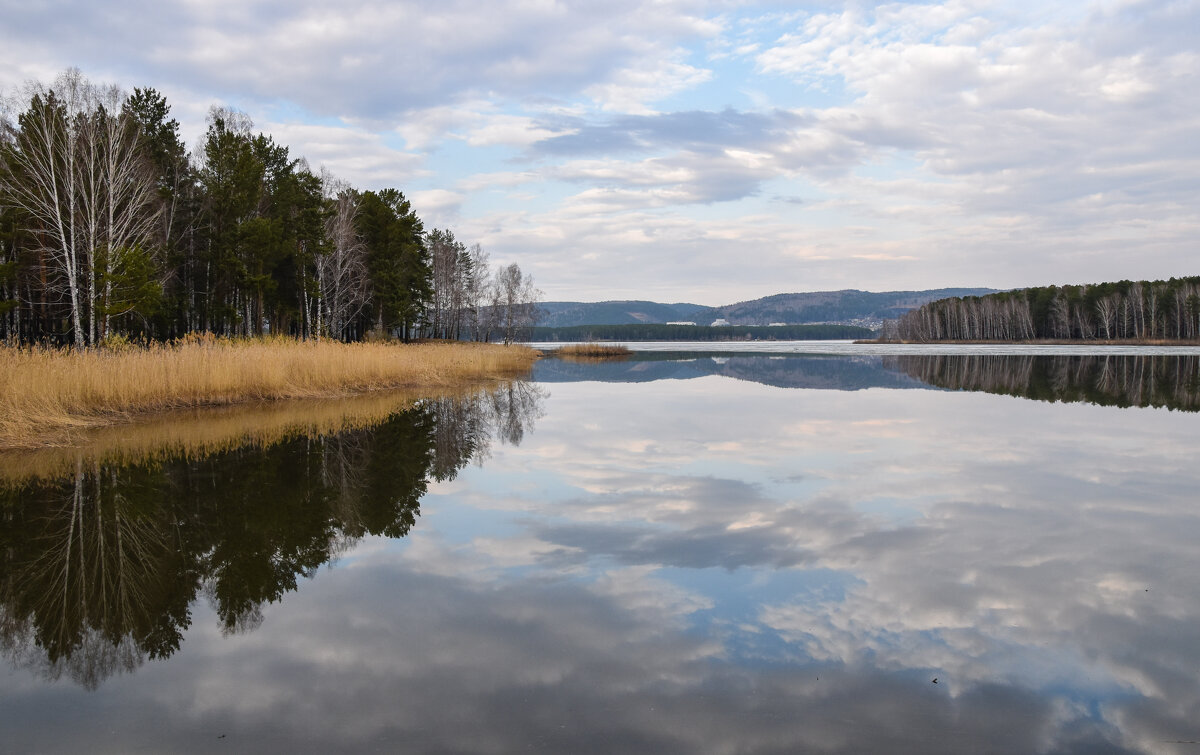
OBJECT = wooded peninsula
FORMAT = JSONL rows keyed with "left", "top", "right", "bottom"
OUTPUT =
{"left": 0, "top": 70, "right": 539, "bottom": 347}
{"left": 885, "top": 277, "right": 1200, "bottom": 343}
{"left": 0, "top": 71, "right": 551, "bottom": 447}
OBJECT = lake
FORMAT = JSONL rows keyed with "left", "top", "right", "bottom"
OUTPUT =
{"left": 3, "top": 346, "right": 1200, "bottom": 753}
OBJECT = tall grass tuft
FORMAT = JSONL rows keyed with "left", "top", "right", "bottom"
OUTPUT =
{"left": 553, "top": 343, "right": 633, "bottom": 360}
{"left": 0, "top": 336, "right": 537, "bottom": 449}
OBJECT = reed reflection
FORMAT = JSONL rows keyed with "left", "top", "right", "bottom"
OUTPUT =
{"left": 886, "top": 353, "right": 1200, "bottom": 411}
{"left": 0, "top": 383, "right": 544, "bottom": 689}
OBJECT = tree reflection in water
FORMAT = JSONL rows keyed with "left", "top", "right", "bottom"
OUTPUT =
{"left": 0, "top": 383, "right": 544, "bottom": 689}
{"left": 886, "top": 353, "right": 1200, "bottom": 411}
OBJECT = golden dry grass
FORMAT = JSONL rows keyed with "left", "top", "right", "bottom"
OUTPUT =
{"left": 554, "top": 343, "right": 633, "bottom": 360}
{"left": 0, "top": 335, "right": 537, "bottom": 449}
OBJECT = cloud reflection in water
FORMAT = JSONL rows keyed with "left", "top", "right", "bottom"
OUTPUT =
{"left": 3, "top": 355, "right": 1199, "bottom": 753}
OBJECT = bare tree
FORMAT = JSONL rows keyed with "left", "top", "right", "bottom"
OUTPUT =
{"left": 317, "top": 172, "right": 369, "bottom": 340}
{"left": 1096, "top": 294, "right": 1118, "bottom": 340}
{"left": 1049, "top": 294, "right": 1071, "bottom": 339}
{"left": 1, "top": 71, "right": 89, "bottom": 344}
{"left": 1129, "top": 282, "right": 1145, "bottom": 339}
{"left": 463, "top": 243, "right": 490, "bottom": 340}
{"left": 92, "top": 85, "right": 162, "bottom": 338}
{"left": 494, "top": 262, "right": 541, "bottom": 344}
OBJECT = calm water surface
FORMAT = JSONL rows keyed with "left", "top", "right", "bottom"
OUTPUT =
{"left": 3, "top": 352, "right": 1199, "bottom": 753}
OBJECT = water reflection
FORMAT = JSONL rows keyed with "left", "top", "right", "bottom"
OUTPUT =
{"left": 0, "top": 383, "right": 543, "bottom": 689}
{"left": 536, "top": 351, "right": 926, "bottom": 390}
{"left": 408, "top": 369, "right": 1197, "bottom": 752}
{"left": 4, "top": 356, "right": 1200, "bottom": 753}
{"left": 887, "top": 353, "right": 1200, "bottom": 411}
{"left": 539, "top": 351, "right": 1200, "bottom": 412}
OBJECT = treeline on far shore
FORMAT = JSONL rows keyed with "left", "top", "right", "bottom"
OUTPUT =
{"left": 528, "top": 323, "right": 874, "bottom": 342}
{"left": 884, "top": 276, "right": 1200, "bottom": 342}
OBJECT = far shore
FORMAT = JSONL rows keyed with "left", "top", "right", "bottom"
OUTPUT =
{"left": 857, "top": 338, "right": 1200, "bottom": 346}
{"left": 0, "top": 337, "right": 538, "bottom": 450}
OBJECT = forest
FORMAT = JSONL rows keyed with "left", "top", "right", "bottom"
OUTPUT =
{"left": 886, "top": 277, "right": 1200, "bottom": 342}
{"left": 0, "top": 69, "right": 539, "bottom": 346}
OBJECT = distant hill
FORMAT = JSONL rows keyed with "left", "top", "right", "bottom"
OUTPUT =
{"left": 536, "top": 300, "right": 715, "bottom": 327}
{"left": 537, "top": 288, "right": 996, "bottom": 328}
{"left": 527, "top": 323, "right": 872, "bottom": 342}
{"left": 713, "top": 288, "right": 997, "bottom": 326}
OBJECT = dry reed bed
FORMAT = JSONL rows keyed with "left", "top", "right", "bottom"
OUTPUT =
{"left": 554, "top": 343, "right": 633, "bottom": 359}
{"left": 0, "top": 337, "right": 537, "bottom": 449}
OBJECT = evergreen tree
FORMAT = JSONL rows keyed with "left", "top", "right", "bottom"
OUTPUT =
{"left": 358, "top": 189, "right": 429, "bottom": 340}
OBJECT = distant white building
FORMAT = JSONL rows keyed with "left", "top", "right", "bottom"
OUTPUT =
{"left": 768, "top": 322, "right": 787, "bottom": 327}
{"left": 666, "top": 321, "right": 696, "bottom": 326}
{"left": 711, "top": 318, "right": 731, "bottom": 326}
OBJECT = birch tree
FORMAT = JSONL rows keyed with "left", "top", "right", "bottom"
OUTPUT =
{"left": 1095, "top": 295, "right": 1118, "bottom": 340}
{"left": 494, "top": 262, "right": 541, "bottom": 344}
{"left": 91, "top": 85, "right": 162, "bottom": 337}
{"left": 464, "top": 243, "right": 491, "bottom": 341}
{"left": 0, "top": 72, "right": 89, "bottom": 344}
{"left": 0, "top": 70, "right": 160, "bottom": 344}
{"left": 317, "top": 172, "right": 369, "bottom": 340}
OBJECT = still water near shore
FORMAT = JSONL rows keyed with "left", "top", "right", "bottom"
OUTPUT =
{"left": 2, "top": 349, "right": 1199, "bottom": 753}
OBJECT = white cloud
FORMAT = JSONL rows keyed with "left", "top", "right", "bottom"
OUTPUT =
{"left": 260, "top": 121, "right": 427, "bottom": 189}
{"left": 409, "top": 189, "right": 465, "bottom": 223}
{"left": 584, "top": 51, "right": 714, "bottom": 114}
{"left": 464, "top": 114, "right": 573, "bottom": 147}
{"left": 394, "top": 102, "right": 493, "bottom": 152}
{"left": 1, "top": 0, "right": 732, "bottom": 121}
{"left": 455, "top": 170, "right": 542, "bottom": 193}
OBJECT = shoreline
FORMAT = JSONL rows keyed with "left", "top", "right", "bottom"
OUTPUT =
{"left": 0, "top": 338, "right": 538, "bottom": 450}
{"left": 857, "top": 338, "right": 1200, "bottom": 346}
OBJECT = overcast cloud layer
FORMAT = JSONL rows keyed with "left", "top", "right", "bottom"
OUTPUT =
{"left": 2, "top": 0, "right": 1197, "bottom": 302}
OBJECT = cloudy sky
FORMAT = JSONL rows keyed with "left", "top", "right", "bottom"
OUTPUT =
{"left": 2, "top": 0, "right": 1196, "bottom": 303}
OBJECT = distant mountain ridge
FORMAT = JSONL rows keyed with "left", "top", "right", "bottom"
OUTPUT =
{"left": 535, "top": 300, "right": 709, "bottom": 327}
{"left": 538, "top": 288, "right": 997, "bottom": 328}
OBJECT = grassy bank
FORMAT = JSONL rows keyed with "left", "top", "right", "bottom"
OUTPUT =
{"left": 0, "top": 336, "right": 537, "bottom": 449}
